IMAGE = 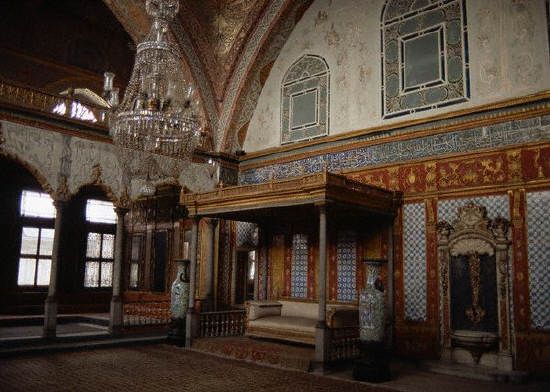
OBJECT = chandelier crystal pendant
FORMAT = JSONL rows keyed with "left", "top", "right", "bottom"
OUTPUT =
{"left": 105, "top": 0, "right": 202, "bottom": 161}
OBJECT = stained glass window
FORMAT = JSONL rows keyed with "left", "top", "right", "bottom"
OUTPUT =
{"left": 281, "top": 55, "right": 329, "bottom": 144}
{"left": 381, "top": 0, "right": 469, "bottom": 118}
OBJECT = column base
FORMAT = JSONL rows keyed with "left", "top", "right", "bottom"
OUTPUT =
{"left": 109, "top": 296, "right": 123, "bottom": 337}
{"left": 314, "top": 322, "right": 329, "bottom": 364}
{"left": 353, "top": 341, "right": 391, "bottom": 383}
{"left": 185, "top": 310, "right": 200, "bottom": 348}
{"left": 43, "top": 296, "right": 57, "bottom": 339}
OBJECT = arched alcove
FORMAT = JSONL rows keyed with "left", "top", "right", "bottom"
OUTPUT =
{"left": 0, "top": 156, "right": 55, "bottom": 313}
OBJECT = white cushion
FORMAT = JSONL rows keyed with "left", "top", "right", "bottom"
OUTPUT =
{"left": 249, "top": 315, "right": 316, "bottom": 334}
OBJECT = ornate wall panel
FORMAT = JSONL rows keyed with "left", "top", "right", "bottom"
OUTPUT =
{"left": 241, "top": 113, "right": 550, "bottom": 185}
{"left": 526, "top": 190, "right": 550, "bottom": 330}
{"left": 438, "top": 193, "right": 513, "bottom": 334}
{"left": 281, "top": 55, "right": 329, "bottom": 144}
{"left": 403, "top": 202, "right": 427, "bottom": 321}
{"left": 336, "top": 230, "right": 357, "bottom": 302}
{"left": 217, "top": 220, "right": 232, "bottom": 308}
{"left": 381, "top": 0, "right": 470, "bottom": 119}
{"left": 438, "top": 195, "right": 509, "bottom": 222}
{"left": 290, "top": 233, "right": 308, "bottom": 298}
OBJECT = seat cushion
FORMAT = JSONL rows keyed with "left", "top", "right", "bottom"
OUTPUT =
{"left": 248, "top": 315, "right": 316, "bottom": 334}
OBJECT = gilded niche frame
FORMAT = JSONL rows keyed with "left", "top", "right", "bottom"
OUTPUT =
{"left": 437, "top": 203, "right": 513, "bottom": 371}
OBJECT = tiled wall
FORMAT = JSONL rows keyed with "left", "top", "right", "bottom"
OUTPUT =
{"left": 526, "top": 190, "right": 550, "bottom": 330}
{"left": 336, "top": 230, "right": 357, "bottom": 302}
{"left": 403, "top": 202, "right": 427, "bottom": 321}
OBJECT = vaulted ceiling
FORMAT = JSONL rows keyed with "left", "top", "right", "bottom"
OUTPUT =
{"left": 103, "top": 0, "right": 313, "bottom": 153}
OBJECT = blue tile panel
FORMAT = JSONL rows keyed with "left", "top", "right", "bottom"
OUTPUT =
{"left": 291, "top": 233, "right": 308, "bottom": 298}
{"left": 438, "top": 195, "right": 510, "bottom": 223}
{"left": 526, "top": 191, "right": 550, "bottom": 330}
{"left": 236, "top": 221, "right": 258, "bottom": 248}
{"left": 240, "top": 116, "right": 550, "bottom": 184}
{"left": 337, "top": 230, "right": 357, "bottom": 302}
{"left": 403, "top": 203, "right": 427, "bottom": 321}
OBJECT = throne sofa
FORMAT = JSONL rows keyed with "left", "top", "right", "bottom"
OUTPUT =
{"left": 245, "top": 299, "right": 358, "bottom": 345}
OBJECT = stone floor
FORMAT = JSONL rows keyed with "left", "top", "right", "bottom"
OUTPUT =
{"left": 0, "top": 344, "right": 549, "bottom": 392}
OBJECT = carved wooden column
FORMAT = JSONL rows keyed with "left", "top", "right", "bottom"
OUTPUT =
{"left": 204, "top": 218, "right": 217, "bottom": 310}
{"left": 493, "top": 218, "right": 513, "bottom": 371}
{"left": 436, "top": 221, "right": 452, "bottom": 358}
{"left": 43, "top": 200, "right": 67, "bottom": 339}
{"left": 230, "top": 242, "right": 237, "bottom": 305}
{"left": 386, "top": 221, "right": 394, "bottom": 348}
{"left": 186, "top": 216, "right": 200, "bottom": 347}
{"left": 315, "top": 203, "right": 328, "bottom": 366}
{"left": 261, "top": 226, "right": 269, "bottom": 300}
{"left": 109, "top": 206, "right": 129, "bottom": 336}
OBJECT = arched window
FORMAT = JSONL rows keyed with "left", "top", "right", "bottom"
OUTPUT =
{"left": 381, "top": 0, "right": 470, "bottom": 119}
{"left": 281, "top": 55, "right": 329, "bottom": 144}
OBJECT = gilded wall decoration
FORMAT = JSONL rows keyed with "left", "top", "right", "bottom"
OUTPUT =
{"left": 178, "top": 0, "right": 269, "bottom": 102}
{"left": 221, "top": 0, "right": 312, "bottom": 151}
{"left": 240, "top": 113, "right": 550, "bottom": 185}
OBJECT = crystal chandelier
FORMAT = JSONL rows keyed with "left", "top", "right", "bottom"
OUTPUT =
{"left": 104, "top": 0, "right": 202, "bottom": 161}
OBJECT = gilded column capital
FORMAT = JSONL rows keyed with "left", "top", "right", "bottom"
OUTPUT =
{"left": 115, "top": 206, "right": 130, "bottom": 217}
{"left": 54, "top": 174, "right": 71, "bottom": 202}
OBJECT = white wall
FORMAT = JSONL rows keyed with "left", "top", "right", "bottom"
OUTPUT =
{"left": 245, "top": 0, "right": 550, "bottom": 152}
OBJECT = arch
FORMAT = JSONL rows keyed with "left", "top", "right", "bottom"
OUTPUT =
{"left": 219, "top": 0, "right": 315, "bottom": 152}
{"left": 381, "top": 0, "right": 435, "bottom": 23}
{"left": 71, "top": 181, "right": 117, "bottom": 205}
{"left": 380, "top": 0, "right": 470, "bottom": 119}
{"left": 282, "top": 54, "right": 329, "bottom": 85}
{"left": 281, "top": 54, "right": 330, "bottom": 145}
{"left": 0, "top": 150, "right": 55, "bottom": 199}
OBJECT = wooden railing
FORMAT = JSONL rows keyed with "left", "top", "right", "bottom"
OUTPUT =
{"left": 123, "top": 300, "right": 171, "bottom": 327}
{"left": 328, "top": 326, "right": 360, "bottom": 362}
{"left": 0, "top": 80, "right": 109, "bottom": 130}
{"left": 199, "top": 310, "right": 246, "bottom": 338}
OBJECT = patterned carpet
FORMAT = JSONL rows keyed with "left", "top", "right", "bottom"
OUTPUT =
{"left": 0, "top": 344, "right": 390, "bottom": 392}
{"left": 192, "top": 336, "right": 314, "bottom": 372}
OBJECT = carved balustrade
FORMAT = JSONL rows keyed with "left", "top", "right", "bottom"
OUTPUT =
{"left": 123, "top": 300, "right": 171, "bottom": 327}
{"left": 199, "top": 310, "right": 246, "bottom": 338}
{"left": 0, "top": 80, "right": 109, "bottom": 130}
{"left": 328, "top": 326, "right": 360, "bottom": 362}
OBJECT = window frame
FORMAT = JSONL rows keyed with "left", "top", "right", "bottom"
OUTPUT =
{"left": 16, "top": 190, "right": 55, "bottom": 289}
{"left": 82, "top": 199, "right": 116, "bottom": 289}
